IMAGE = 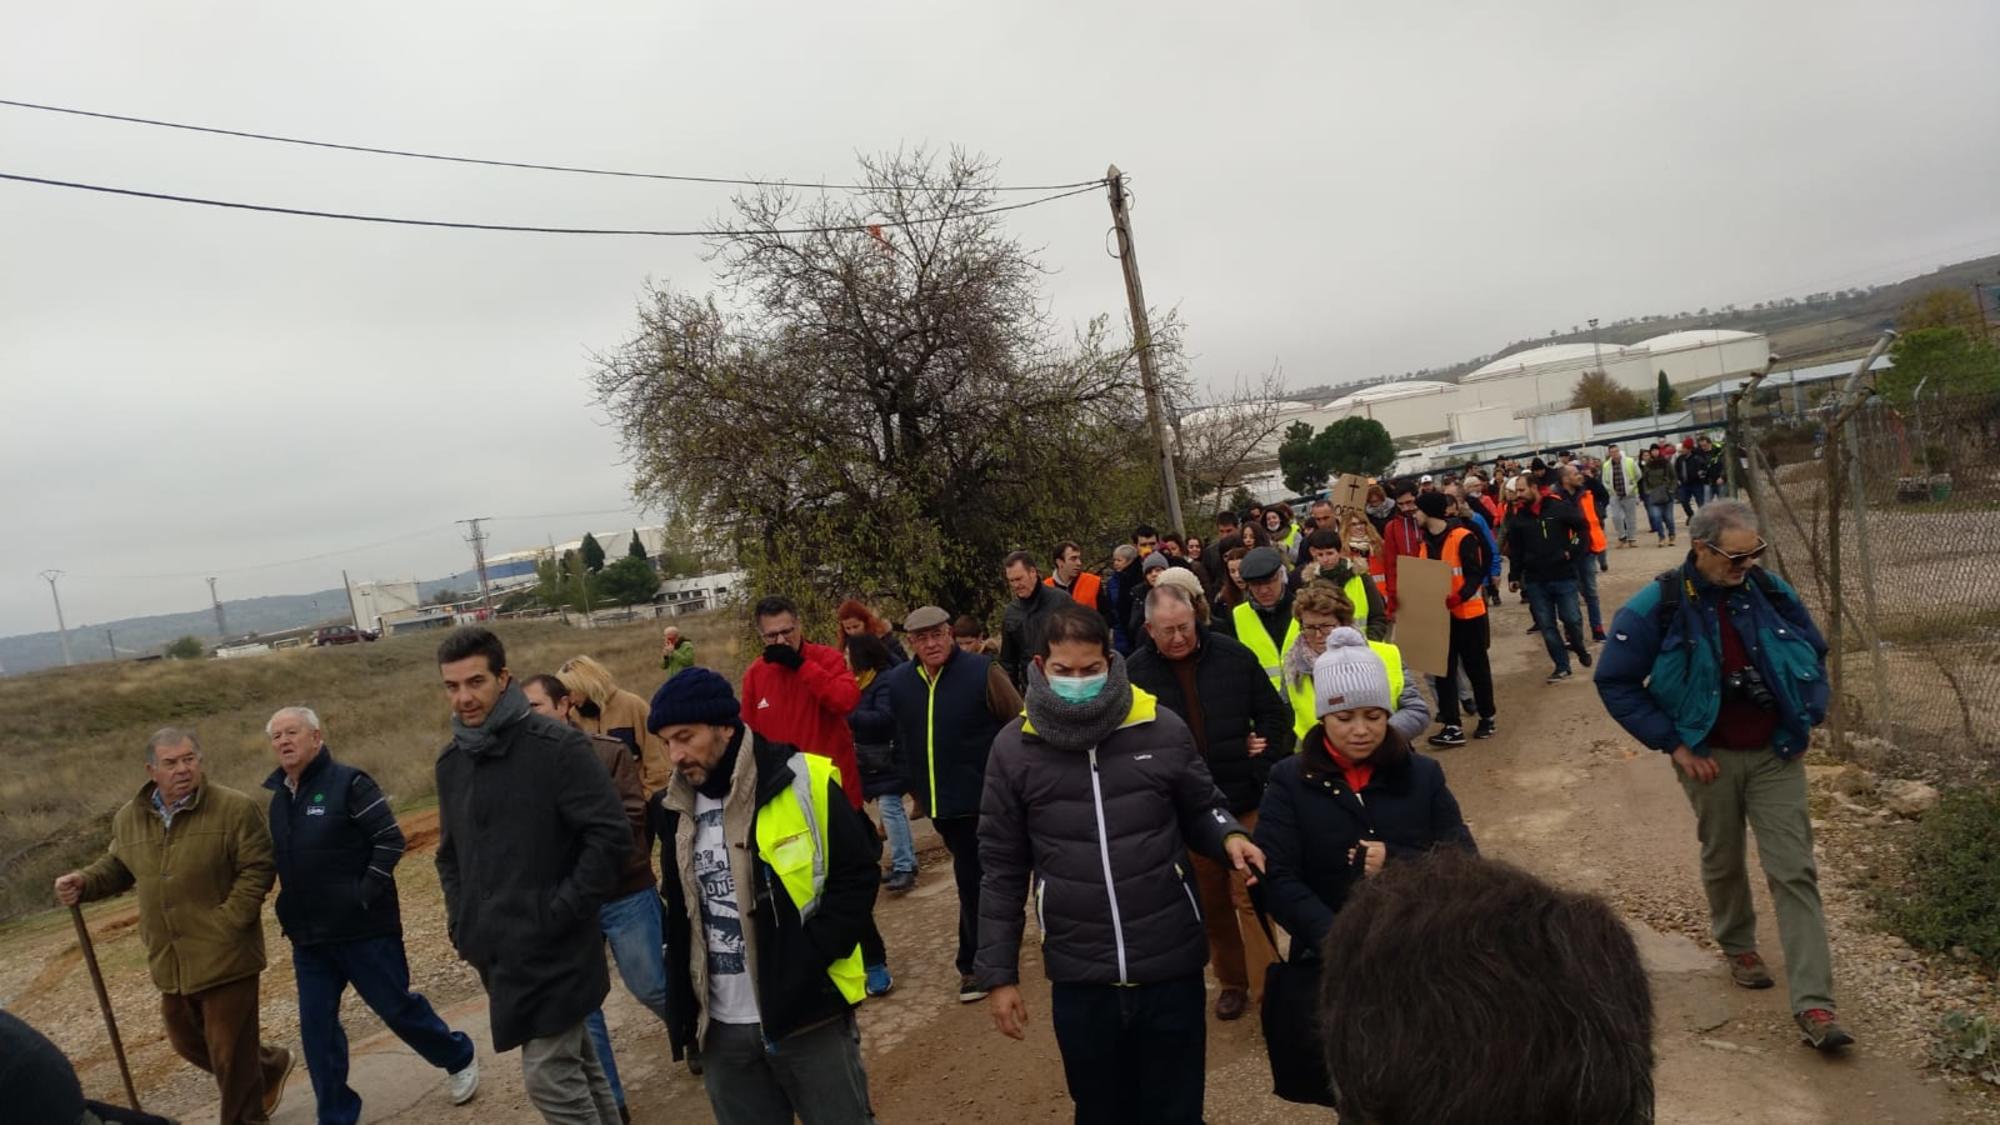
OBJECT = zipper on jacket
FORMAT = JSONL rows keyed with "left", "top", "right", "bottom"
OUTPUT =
{"left": 1174, "top": 862, "right": 1203, "bottom": 924}
{"left": 1086, "top": 747, "right": 1130, "bottom": 985}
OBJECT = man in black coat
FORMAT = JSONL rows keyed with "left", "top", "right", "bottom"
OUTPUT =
{"left": 265, "top": 706, "right": 479, "bottom": 1122}
{"left": 999, "top": 549, "right": 1071, "bottom": 689}
{"left": 434, "top": 627, "right": 630, "bottom": 1125}
{"left": 1126, "top": 585, "right": 1295, "bottom": 1022}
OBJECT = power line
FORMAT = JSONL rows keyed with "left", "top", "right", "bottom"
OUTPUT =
{"left": 0, "top": 170, "right": 1104, "bottom": 237}
{"left": 0, "top": 97, "right": 1104, "bottom": 193}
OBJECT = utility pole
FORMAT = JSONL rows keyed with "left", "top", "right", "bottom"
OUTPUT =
{"left": 105, "top": 628, "right": 117, "bottom": 660}
{"left": 1973, "top": 282, "right": 1996, "bottom": 342}
{"left": 39, "top": 570, "right": 72, "bottom": 666}
{"left": 1588, "top": 317, "right": 1603, "bottom": 374}
{"left": 458, "top": 518, "right": 495, "bottom": 613}
{"left": 207, "top": 576, "right": 228, "bottom": 639}
{"left": 1106, "top": 166, "right": 1186, "bottom": 536}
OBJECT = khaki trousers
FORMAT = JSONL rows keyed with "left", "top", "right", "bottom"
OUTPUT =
{"left": 1188, "top": 808, "right": 1277, "bottom": 1000}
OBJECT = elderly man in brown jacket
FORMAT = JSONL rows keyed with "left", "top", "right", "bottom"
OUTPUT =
{"left": 56, "top": 727, "right": 293, "bottom": 1124}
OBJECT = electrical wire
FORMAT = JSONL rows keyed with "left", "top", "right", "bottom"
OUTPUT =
{"left": 0, "top": 97, "right": 1105, "bottom": 193}
{"left": 0, "top": 171, "right": 1104, "bottom": 237}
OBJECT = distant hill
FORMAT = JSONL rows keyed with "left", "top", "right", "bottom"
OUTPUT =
{"left": 0, "top": 589, "right": 351, "bottom": 675}
{"left": 1291, "top": 252, "right": 2000, "bottom": 403}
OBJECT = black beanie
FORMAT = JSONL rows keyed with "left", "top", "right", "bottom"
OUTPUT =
{"left": 1415, "top": 492, "right": 1452, "bottom": 520}
{"left": 648, "top": 666, "right": 741, "bottom": 733}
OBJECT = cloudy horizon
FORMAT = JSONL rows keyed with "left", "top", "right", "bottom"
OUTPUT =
{"left": 4, "top": 0, "right": 1997, "bottom": 638}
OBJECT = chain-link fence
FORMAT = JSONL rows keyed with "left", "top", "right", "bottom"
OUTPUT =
{"left": 1743, "top": 379, "right": 2000, "bottom": 777}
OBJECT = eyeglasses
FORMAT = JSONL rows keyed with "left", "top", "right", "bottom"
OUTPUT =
{"left": 758, "top": 624, "right": 799, "bottom": 643}
{"left": 1299, "top": 621, "right": 1339, "bottom": 636}
{"left": 1699, "top": 538, "right": 1767, "bottom": 565}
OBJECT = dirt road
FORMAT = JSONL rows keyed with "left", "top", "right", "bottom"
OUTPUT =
{"left": 7, "top": 547, "right": 1989, "bottom": 1122}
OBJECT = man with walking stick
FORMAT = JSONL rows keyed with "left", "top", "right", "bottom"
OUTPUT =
{"left": 55, "top": 727, "right": 296, "bottom": 1124}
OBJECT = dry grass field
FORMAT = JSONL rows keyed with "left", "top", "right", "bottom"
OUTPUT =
{"left": 0, "top": 610, "right": 750, "bottom": 921}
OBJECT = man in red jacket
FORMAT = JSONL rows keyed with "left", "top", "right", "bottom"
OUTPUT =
{"left": 740, "top": 595, "right": 864, "bottom": 809}
{"left": 1377, "top": 482, "right": 1426, "bottom": 619}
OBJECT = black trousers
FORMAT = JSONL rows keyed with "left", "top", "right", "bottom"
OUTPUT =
{"left": 932, "top": 816, "right": 982, "bottom": 976}
{"left": 1050, "top": 974, "right": 1206, "bottom": 1125}
{"left": 1433, "top": 614, "right": 1496, "bottom": 727}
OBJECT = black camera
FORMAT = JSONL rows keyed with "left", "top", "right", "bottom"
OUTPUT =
{"left": 1724, "top": 666, "right": 1776, "bottom": 711}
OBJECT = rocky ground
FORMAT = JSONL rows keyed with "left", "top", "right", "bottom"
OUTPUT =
{"left": 5, "top": 544, "right": 1996, "bottom": 1122}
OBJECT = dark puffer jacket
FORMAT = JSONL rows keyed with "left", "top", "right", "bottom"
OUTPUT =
{"left": 1502, "top": 495, "right": 1586, "bottom": 585}
{"left": 975, "top": 690, "right": 1244, "bottom": 989}
{"left": 1126, "top": 628, "right": 1297, "bottom": 814}
{"left": 1252, "top": 727, "right": 1475, "bottom": 953}
{"left": 263, "top": 747, "right": 405, "bottom": 947}
{"left": 847, "top": 670, "right": 907, "bottom": 800}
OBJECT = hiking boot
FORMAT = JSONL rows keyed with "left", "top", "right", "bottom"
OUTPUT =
{"left": 262, "top": 1047, "right": 295, "bottom": 1118}
{"left": 1472, "top": 718, "right": 1497, "bottom": 740}
{"left": 959, "top": 974, "right": 989, "bottom": 1003}
{"left": 884, "top": 869, "right": 917, "bottom": 894}
{"left": 447, "top": 1056, "right": 480, "bottom": 1105}
{"left": 1546, "top": 669, "right": 1574, "bottom": 684}
{"left": 1574, "top": 647, "right": 1593, "bottom": 669}
{"left": 1215, "top": 988, "right": 1250, "bottom": 1021}
{"left": 1795, "top": 1008, "right": 1855, "bottom": 1051}
{"left": 1727, "top": 951, "right": 1775, "bottom": 990}
{"left": 1428, "top": 725, "right": 1467, "bottom": 748}
{"left": 866, "top": 963, "right": 895, "bottom": 997}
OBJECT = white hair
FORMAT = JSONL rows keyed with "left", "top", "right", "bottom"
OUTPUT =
{"left": 265, "top": 706, "right": 322, "bottom": 736}
{"left": 1143, "top": 583, "right": 1196, "bottom": 622}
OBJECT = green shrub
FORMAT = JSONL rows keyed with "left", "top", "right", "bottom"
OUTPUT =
{"left": 1931, "top": 1011, "right": 2000, "bottom": 1086}
{"left": 1886, "top": 786, "right": 2000, "bottom": 968}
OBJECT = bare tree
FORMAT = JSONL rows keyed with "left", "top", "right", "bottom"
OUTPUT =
{"left": 1167, "top": 364, "right": 1290, "bottom": 514}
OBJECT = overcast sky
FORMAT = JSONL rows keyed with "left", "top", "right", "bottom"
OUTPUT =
{"left": 3, "top": 1, "right": 1997, "bottom": 637}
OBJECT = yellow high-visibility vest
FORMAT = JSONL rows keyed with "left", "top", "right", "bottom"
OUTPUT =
{"left": 1233, "top": 600, "right": 1300, "bottom": 693}
{"left": 753, "top": 752, "right": 866, "bottom": 1005}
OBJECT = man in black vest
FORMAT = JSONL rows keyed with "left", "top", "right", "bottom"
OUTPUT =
{"left": 263, "top": 706, "right": 480, "bottom": 1124}
{"left": 885, "top": 605, "right": 1022, "bottom": 1003}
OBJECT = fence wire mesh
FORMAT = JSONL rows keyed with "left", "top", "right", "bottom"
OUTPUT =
{"left": 1746, "top": 382, "right": 2000, "bottom": 776}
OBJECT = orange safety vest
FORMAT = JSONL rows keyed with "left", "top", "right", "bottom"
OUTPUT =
{"left": 1046, "top": 571, "right": 1102, "bottom": 608}
{"left": 1578, "top": 491, "right": 1607, "bottom": 554}
{"left": 1419, "top": 527, "right": 1488, "bottom": 621}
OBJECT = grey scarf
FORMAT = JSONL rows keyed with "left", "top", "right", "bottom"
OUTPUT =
{"left": 1282, "top": 633, "right": 1319, "bottom": 693}
{"left": 449, "top": 680, "right": 532, "bottom": 757}
{"left": 1023, "top": 651, "right": 1135, "bottom": 752}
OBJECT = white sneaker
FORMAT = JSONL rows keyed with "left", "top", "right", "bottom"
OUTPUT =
{"left": 448, "top": 1056, "right": 480, "bottom": 1105}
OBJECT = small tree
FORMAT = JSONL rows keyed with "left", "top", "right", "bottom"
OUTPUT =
{"left": 1880, "top": 327, "right": 2000, "bottom": 404}
{"left": 1571, "top": 371, "right": 1650, "bottom": 424}
{"left": 1656, "top": 370, "right": 1680, "bottom": 412}
{"left": 598, "top": 555, "right": 662, "bottom": 606}
{"left": 1318, "top": 416, "right": 1396, "bottom": 478}
{"left": 426, "top": 587, "right": 467, "bottom": 607}
{"left": 164, "top": 635, "right": 204, "bottom": 660}
{"left": 627, "top": 530, "right": 649, "bottom": 560}
{"left": 580, "top": 533, "right": 607, "bottom": 573}
{"left": 1277, "top": 420, "right": 1332, "bottom": 495}
{"left": 1899, "top": 288, "right": 1983, "bottom": 334}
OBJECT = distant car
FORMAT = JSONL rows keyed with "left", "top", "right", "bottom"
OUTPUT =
{"left": 313, "top": 625, "right": 364, "bottom": 647}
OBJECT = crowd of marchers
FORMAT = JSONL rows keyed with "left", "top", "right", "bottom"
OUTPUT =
{"left": 15, "top": 435, "right": 1855, "bottom": 1125}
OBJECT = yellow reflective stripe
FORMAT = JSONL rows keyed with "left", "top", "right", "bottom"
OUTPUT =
{"left": 923, "top": 664, "right": 941, "bottom": 813}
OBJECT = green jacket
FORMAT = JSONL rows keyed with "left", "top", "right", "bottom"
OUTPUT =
{"left": 661, "top": 639, "right": 696, "bottom": 677}
{"left": 79, "top": 780, "right": 276, "bottom": 996}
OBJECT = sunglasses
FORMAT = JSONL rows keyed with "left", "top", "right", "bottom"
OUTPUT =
{"left": 1699, "top": 538, "right": 1767, "bottom": 565}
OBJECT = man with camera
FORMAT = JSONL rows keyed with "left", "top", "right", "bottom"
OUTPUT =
{"left": 1594, "top": 500, "right": 1850, "bottom": 1051}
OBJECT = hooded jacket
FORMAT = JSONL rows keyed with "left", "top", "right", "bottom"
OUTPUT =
{"left": 435, "top": 692, "right": 631, "bottom": 1052}
{"left": 975, "top": 661, "right": 1244, "bottom": 989}
{"left": 1126, "top": 626, "right": 1298, "bottom": 814}
{"left": 741, "top": 640, "right": 864, "bottom": 810}
{"left": 1253, "top": 727, "right": 1475, "bottom": 952}
{"left": 573, "top": 686, "right": 672, "bottom": 799}
{"left": 652, "top": 732, "right": 879, "bottom": 1055}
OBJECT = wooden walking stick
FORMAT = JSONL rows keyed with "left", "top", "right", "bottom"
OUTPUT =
{"left": 70, "top": 904, "right": 143, "bottom": 1111}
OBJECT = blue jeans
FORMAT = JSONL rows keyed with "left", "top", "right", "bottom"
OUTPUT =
{"left": 294, "top": 935, "right": 474, "bottom": 1125}
{"left": 878, "top": 795, "right": 917, "bottom": 875}
{"left": 1647, "top": 500, "right": 1676, "bottom": 540}
{"left": 585, "top": 886, "right": 671, "bottom": 1108}
{"left": 1573, "top": 553, "right": 1603, "bottom": 632}
{"left": 1523, "top": 577, "right": 1585, "bottom": 674}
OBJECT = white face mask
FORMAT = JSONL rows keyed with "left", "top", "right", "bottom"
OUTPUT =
{"left": 1048, "top": 672, "right": 1108, "bottom": 703}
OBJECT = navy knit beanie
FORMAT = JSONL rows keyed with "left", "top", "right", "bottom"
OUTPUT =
{"left": 648, "top": 666, "right": 741, "bottom": 733}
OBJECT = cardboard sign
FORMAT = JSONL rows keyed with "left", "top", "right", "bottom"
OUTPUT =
{"left": 1329, "top": 473, "right": 1370, "bottom": 512}
{"left": 1393, "top": 555, "right": 1454, "bottom": 678}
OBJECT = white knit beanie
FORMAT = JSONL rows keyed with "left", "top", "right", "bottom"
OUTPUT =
{"left": 1312, "top": 627, "right": 1392, "bottom": 716}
